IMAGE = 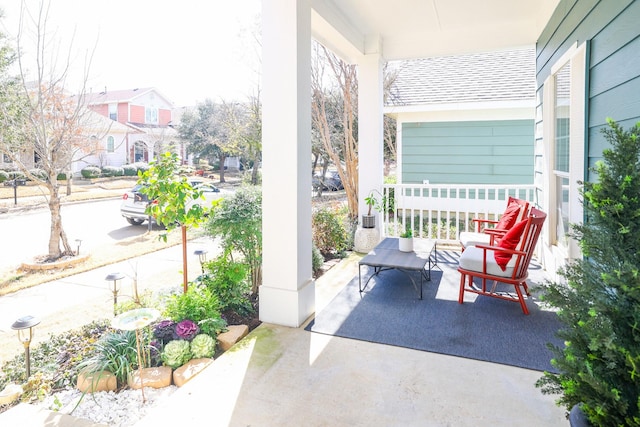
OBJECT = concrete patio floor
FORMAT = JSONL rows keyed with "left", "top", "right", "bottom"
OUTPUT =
{"left": 0, "top": 245, "right": 570, "bottom": 426}
{"left": 135, "top": 250, "right": 568, "bottom": 427}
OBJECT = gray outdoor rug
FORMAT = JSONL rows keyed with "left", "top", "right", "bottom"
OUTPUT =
{"left": 306, "top": 250, "right": 563, "bottom": 372}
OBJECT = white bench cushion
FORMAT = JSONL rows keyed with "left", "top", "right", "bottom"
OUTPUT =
{"left": 458, "top": 245, "right": 517, "bottom": 278}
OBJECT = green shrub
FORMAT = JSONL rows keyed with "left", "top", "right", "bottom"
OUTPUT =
{"left": 122, "top": 164, "right": 138, "bottom": 176}
{"left": 8, "top": 170, "right": 25, "bottom": 180}
{"left": 101, "top": 165, "right": 124, "bottom": 177}
{"left": 56, "top": 172, "right": 67, "bottom": 181}
{"left": 81, "top": 166, "right": 101, "bottom": 179}
{"left": 133, "top": 162, "right": 150, "bottom": 174}
{"left": 0, "top": 170, "right": 8, "bottom": 183}
{"left": 312, "top": 207, "right": 348, "bottom": 256}
{"left": 206, "top": 186, "right": 262, "bottom": 294}
{"left": 162, "top": 286, "right": 226, "bottom": 336}
{"left": 536, "top": 119, "right": 640, "bottom": 425}
{"left": 199, "top": 255, "right": 251, "bottom": 315}
{"left": 28, "top": 168, "right": 47, "bottom": 181}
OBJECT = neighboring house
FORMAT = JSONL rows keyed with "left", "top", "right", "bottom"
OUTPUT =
{"left": 534, "top": 0, "right": 640, "bottom": 275}
{"left": 85, "top": 87, "right": 181, "bottom": 165}
{"left": 385, "top": 47, "right": 536, "bottom": 185}
{"left": 72, "top": 112, "right": 143, "bottom": 175}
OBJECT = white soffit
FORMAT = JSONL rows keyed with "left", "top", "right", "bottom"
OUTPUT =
{"left": 312, "top": 0, "right": 561, "bottom": 62}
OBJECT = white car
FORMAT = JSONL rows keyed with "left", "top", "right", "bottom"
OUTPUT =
{"left": 120, "top": 180, "right": 228, "bottom": 226}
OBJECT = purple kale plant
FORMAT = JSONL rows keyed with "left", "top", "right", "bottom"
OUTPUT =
{"left": 174, "top": 319, "right": 200, "bottom": 341}
{"left": 153, "top": 319, "right": 177, "bottom": 345}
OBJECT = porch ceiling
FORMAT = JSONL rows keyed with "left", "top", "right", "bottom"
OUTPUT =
{"left": 311, "top": 0, "right": 560, "bottom": 62}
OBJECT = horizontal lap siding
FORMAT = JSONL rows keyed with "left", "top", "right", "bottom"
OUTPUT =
{"left": 401, "top": 120, "right": 534, "bottom": 184}
{"left": 536, "top": 0, "right": 640, "bottom": 183}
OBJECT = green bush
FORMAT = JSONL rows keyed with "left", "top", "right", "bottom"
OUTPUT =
{"left": 56, "top": 172, "right": 67, "bottom": 181}
{"left": 28, "top": 168, "right": 47, "bottom": 181}
{"left": 199, "top": 255, "right": 251, "bottom": 315}
{"left": 133, "top": 162, "right": 150, "bottom": 174}
{"left": 312, "top": 207, "right": 348, "bottom": 256}
{"left": 122, "top": 164, "right": 138, "bottom": 176}
{"left": 8, "top": 170, "right": 25, "bottom": 180}
{"left": 206, "top": 186, "right": 262, "bottom": 294}
{"left": 81, "top": 166, "right": 101, "bottom": 179}
{"left": 101, "top": 165, "right": 124, "bottom": 177}
{"left": 536, "top": 119, "right": 640, "bottom": 426}
{"left": 0, "top": 170, "right": 8, "bottom": 183}
{"left": 162, "top": 286, "right": 226, "bottom": 336}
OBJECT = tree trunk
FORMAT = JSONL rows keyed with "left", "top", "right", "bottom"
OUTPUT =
{"left": 218, "top": 153, "right": 226, "bottom": 183}
{"left": 47, "top": 182, "right": 73, "bottom": 259}
{"left": 251, "top": 162, "right": 259, "bottom": 185}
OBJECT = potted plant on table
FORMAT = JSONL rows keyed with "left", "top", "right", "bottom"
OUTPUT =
{"left": 398, "top": 226, "right": 413, "bottom": 252}
{"left": 535, "top": 119, "right": 640, "bottom": 426}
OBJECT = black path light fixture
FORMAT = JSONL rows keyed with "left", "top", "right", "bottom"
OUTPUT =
{"left": 194, "top": 249, "right": 208, "bottom": 274}
{"left": 75, "top": 238, "right": 82, "bottom": 255}
{"left": 105, "top": 272, "right": 125, "bottom": 316}
{"left": 11, "top": 315, "right": 41, "bottom": 379}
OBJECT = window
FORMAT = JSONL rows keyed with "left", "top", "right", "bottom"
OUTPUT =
{"left": 543, "top": 42, "right": 587, "bottom": 260}
{"left": 107, "top": 136, "right": 115, "bottom": 153}
{"left": 554, "top": 62, "right": 571, "bottom": 249}
{"left": 108, "top": 103, "right": 117, "bottom": 121}
{"left": 2, "top": 153, "right": 10, "bottom": 163}
{"left": 145, "top": 107, "right": 158, "bottom": 124}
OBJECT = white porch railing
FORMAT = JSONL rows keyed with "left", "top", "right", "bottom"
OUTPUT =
{"left": 379, "top": 184, "right": 537, "bottom": 245}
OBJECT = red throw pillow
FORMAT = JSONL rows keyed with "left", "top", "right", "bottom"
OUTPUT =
{"left": 494, "top": 219, "right": 528, "bottom": 270}
{"left": 495, "top": 200, "right": 522, "bottom": 231}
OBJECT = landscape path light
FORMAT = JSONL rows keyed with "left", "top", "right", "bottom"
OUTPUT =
{"left": 105, "top": 272, "right": 125, "bottom": 316}
{"left": 75, "top": 239, "right": 82, "bottom": 255}
{"left": 11, "top": 315, "right": 41, "bottom": 380}
{"left": 194, "top": 249, "right": 208, "bottom": 274}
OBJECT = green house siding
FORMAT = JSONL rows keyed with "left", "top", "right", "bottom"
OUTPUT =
{"left": 536, "top": 0, "right": 640, "bottom": 182}
{"left": 401, "top": 120, "right": 534, "bottom": 184}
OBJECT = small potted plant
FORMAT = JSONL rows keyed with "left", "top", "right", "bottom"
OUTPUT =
{"left": 363, "top": 190, "right": 381, "bottom": 229}
{"left": 398, "top": 226, "right": 413, "bottom": 252}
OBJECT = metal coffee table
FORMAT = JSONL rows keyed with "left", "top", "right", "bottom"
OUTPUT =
{"left": 358, "top": 237, "right": 437, "bottom": 299}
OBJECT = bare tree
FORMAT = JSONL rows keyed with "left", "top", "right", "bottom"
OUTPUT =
{"left": 0, "top": 1, "right": 100, "bottom": 260}
{"left": 311, "top": 42, "right": 359, "bottom": 219}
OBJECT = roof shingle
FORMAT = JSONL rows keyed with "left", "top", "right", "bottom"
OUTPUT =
{"left": 387, "top": 47, "right": 535, "bottom": 106}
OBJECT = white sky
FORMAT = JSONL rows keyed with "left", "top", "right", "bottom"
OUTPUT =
{"left": 1, "top": 0, "right": 262, "bottom": 107}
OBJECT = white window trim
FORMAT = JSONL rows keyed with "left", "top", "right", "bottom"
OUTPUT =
{"left": 542, "top": 42, "right": 587, "bottom": 262}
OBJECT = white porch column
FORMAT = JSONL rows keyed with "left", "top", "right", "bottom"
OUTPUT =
{"left": 259, "top": 0, "right": 315, "bottom": 327}
{"left": 357, "top": 48, "right": 385, "bottom": 225}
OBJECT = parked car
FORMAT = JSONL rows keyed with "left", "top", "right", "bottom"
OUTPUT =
{"left": 312, "top": 171, "right": 344, "bottom": 191}
{"left": 120, "top": 180, "right": 228, "bottom": 226}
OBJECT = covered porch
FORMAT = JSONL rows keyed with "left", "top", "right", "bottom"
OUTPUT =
{"left": 134, "top": 251, "right": 566, "bottom": 426}
{"left": 259, "top": 0, "right": 561, "bottom": 326}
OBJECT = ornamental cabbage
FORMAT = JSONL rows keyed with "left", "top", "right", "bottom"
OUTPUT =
{"left": 190, "top": 334, "right": 216, "bottom": 359}
{"left": 153, "top": 319, "right": 177, "bottom": 344}
{"left": 161, "top": 340, "right": 192, "bottom": 368}
{"left": 174, "top": 319, "right": 200, "bottom": 341}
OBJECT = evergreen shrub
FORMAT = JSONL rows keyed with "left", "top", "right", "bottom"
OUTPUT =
{"left": 536, "top": 119, "right": 640, "bottom": 426}
{"left": 81, "top": 166, "right": 101, "bottom": 179}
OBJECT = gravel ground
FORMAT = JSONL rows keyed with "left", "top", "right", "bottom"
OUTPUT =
{"left": 37, "top": 386, "right": 178, "bottom": 426}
